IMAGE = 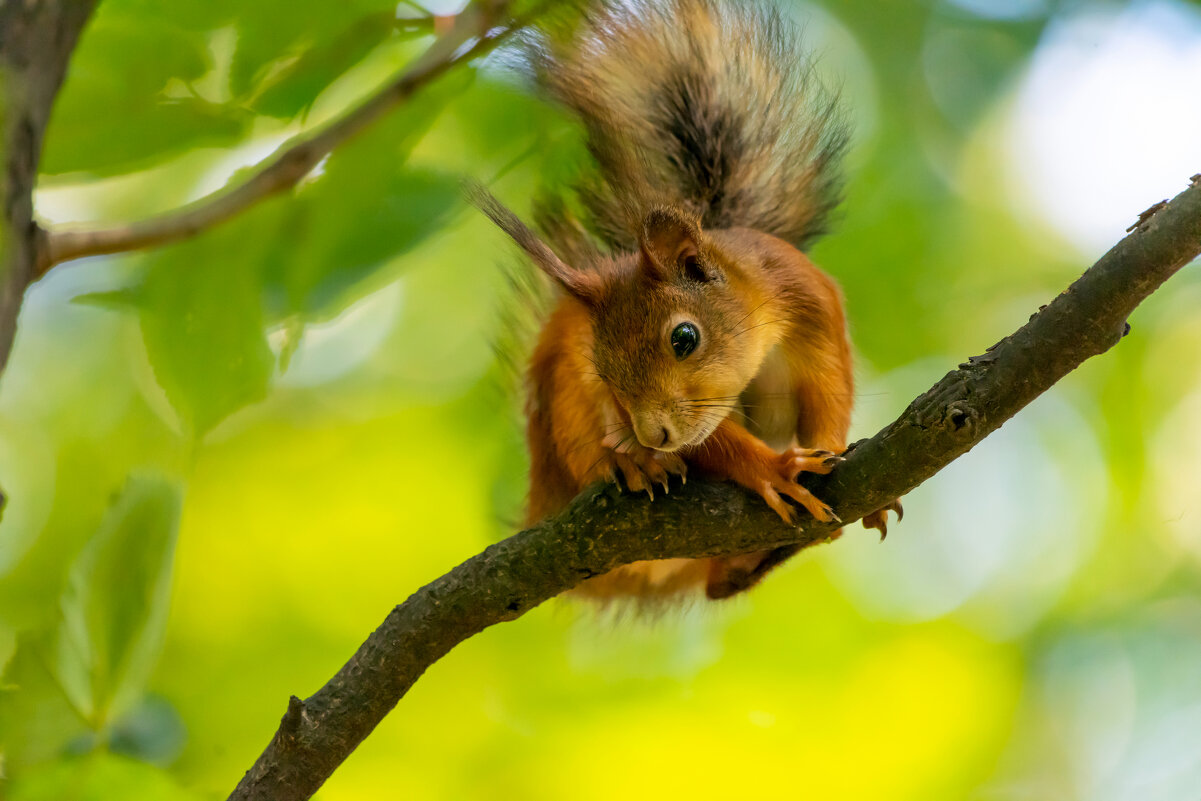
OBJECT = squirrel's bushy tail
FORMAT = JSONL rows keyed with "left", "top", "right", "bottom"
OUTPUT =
{"left": 535, "top": 0, "right": 849, "bottom": 252}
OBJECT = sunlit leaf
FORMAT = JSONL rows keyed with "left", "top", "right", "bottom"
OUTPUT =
{"left": 256, "top": 68, "right": 472, "bottom": 321}
{"left": 280, "top": 168, "right": 461, "bottom": 318}
{"left": 139, "top": 240, "right": 276, "bottom": 437}
{"left": 91, "top": 0, "right": 241, "bottom": 31}
{"left": 43, "top": 100, "right": 249, "bottom": 178}
{"left": 230, "top": 0, "right": 407, "bottom": 101}
{"left": 251, "top": 11, "right": 416, "bottom": 119}
{"left": 41, "top": 9, "right": 248, "bottom": 176}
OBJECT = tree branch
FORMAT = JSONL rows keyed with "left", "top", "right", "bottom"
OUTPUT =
{"left": 33, "top": 0, "right": 528, "bottom": 277}
{"left": 227, "top": 178, "right": 1201, "bottom": 801}
{"left": 0, "top": 0, "right": 98, "bottom": 374}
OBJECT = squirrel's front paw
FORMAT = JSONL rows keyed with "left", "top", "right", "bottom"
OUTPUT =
{"left": 744, "top": 448, "right": 839, "bottom": 525}
{"left": 595, "top": 445, "right": 686, "bottom": 499}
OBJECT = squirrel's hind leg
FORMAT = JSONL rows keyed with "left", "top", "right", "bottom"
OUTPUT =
{"left": 705, "top": 546, "right": 803, "bottom": 599}
{"left": 860, "top": 499, "right": 904, "bottom": 540}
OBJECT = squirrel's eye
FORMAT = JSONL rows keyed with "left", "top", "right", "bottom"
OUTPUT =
{"left": 670, "top": 322, "right": 700, "bottom": 359}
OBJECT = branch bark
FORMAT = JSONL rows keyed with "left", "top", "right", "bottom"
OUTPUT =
{"left": 0, "top": 0, "right": 97, "bottom": 373}
{"left": 227, "top": 178, "right": 1201, "bottom": 801}
{"left": 32, "top": 0, "right": 527, "bottom": 277}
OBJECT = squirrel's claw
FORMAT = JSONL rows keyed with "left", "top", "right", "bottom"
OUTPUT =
{"left": 861, "top": 499, "right": 904, "bottom": 541}
{"left": 603, "top": 443, "right": 686, "bottom": 500}
{"left": 755, "top": 473, "right": 836, "bottom": 525}
{"left": 780, "top": 446, "right": 845, "bottom": 480}
{"left": 737, "top": 446, "right": 848, "bottom": 525}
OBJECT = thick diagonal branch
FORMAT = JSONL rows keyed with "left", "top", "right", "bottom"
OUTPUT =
{"left": 228, "top": 179, "right": 1201, "bottom": 801}
{"left": 34, "top": 0, "right": 525, "bottom": 277}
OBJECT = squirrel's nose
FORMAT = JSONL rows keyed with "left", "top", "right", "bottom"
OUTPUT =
{"left": 632, "top": 414, "right": 678, "bottom": 451}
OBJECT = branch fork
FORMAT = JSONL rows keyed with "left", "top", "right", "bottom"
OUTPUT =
{"left": 32, "top": 0, "right": 526, "bottom": 278}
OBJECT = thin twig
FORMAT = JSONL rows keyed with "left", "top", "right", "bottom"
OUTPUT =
{"left": 34, "top": 0, "right": 524, "bottom": 277}
{"left": 227, "top": 179, "right": 1201, "bottom": 801}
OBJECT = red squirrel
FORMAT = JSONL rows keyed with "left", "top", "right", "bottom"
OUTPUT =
{"left": 472, "top": 0, "right": 901, "bottom": 600}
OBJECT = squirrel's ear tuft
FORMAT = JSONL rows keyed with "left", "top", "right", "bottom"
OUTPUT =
{"left": 640, "top": 207, "right": 719, "bottom": 284}
{"left": 467, "top": 182, "right": 600, "bottom": 303}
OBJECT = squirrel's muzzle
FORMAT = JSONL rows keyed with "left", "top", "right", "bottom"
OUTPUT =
{"left": 632, "top": 413, "right": 680, "bottom": 451}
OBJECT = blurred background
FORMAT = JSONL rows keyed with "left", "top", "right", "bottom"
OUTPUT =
{"left": 2, "top": 0, "right": 1201, "bottom": 798}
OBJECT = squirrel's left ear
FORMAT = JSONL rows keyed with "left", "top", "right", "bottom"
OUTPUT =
{"left": 640, "top": 207, "right": 722, "bottom": 284}
{"left": 467, "top": 182, "right": 601, "bottom": 303}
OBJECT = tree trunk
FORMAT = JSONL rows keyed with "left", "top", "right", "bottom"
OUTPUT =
{"left": 0, "top": 0, "right": 97, "bottom": 372}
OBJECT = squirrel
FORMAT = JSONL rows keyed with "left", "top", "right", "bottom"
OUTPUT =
{"left": 471, "top": 0, "right": 901, "bottom": 601}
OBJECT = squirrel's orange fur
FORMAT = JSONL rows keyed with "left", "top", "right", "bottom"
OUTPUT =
{"left": 472, "top": 0, "right": 901, "bottom": 600}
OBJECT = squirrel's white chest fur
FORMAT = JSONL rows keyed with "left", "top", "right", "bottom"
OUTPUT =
{"left": 733, "top": 345, "right": 798, "bottom": 452}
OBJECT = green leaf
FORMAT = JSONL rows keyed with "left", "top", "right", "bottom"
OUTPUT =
{"left": 0, "top": 632, "right": 91, "bottom": 769}
{"left": 139, "top": 238, "right": 276, "bottom": 437}
{"left": 230, "top": 0, "right": 406, "bottom": 101}
{"left": 55, "top": 474, "right": 183, "bottom": 725}
{"left": 70, "top": 289, "right": 142, "bottom": 312}
{"left": 123, "top": 34, "right": 471, "bottom": 424}
{"left": 83, "top": 0, "right": 241, "bottom": 35}
{"left": 251, "top": 11, "right": 410, "bottom": 119}
{"left": 41, "top": 7, "right": 248, "bottom": 176}
{"left": 43, "top": 99, "right": 248, "bottom": 178}
{"left": 256, "top": 69, "right": 471, "bottom": 321}
{"left": 0, "top": 626, "right": 14, "bottom": 673}
{"left": 276, "top": 168, "right": 462, "bottom": 319}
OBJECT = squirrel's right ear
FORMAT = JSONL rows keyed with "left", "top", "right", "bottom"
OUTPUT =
{"left": 467, "top": 183, "right": 601, "bottom": 303}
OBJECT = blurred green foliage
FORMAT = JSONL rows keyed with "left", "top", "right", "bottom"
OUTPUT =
{"left": 3, "top": 0, "right": 1201, "bottom": 799}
